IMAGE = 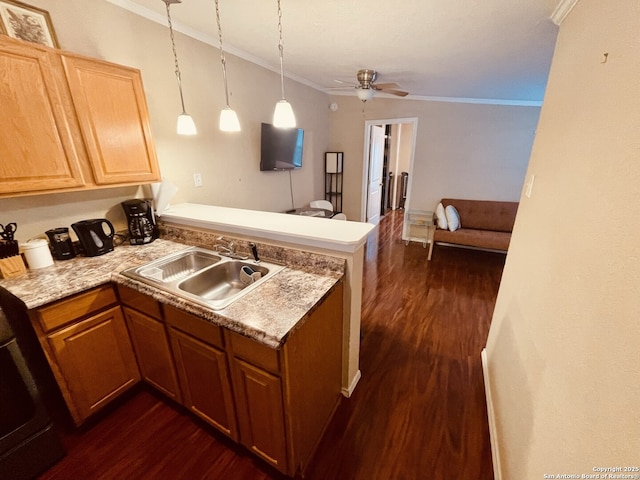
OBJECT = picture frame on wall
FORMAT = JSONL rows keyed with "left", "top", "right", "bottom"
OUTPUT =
{"left": 0, "top": 0, "right": 58, "bottom": 48}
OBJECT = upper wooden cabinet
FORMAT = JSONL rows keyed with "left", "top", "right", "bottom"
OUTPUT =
{"left": 0, "top": 38, "right": 85, "bottom": 194}
{"left": 61, "top": 55, "right": 160, "bottom": 185}
{"left": 0, "top": 36, "right": 160, "bottom": 197}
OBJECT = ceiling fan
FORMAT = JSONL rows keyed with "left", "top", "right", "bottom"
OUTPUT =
{"left": 331, "top": 69, "right": 409, "bottom": 102}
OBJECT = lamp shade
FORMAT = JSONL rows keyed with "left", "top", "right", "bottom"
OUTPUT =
{"left": 356, "top": 87, "right": 375, "bottom": 102}
{"left": 177, "top": 113, "right": 197, "bottom": 135}
{"left": 273, "top": 100, "right": 296, "bottom": 128}
{"left": 219, "top": 106, "right": 241, "bottom": 132}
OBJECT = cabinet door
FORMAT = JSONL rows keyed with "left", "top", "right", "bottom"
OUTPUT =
{"left": 0, "top": 38, "right": 84, "bottom": 194}
{"left": 47, "top": 306, "right": 140, "bottom": 424}
{"left": 169, "top": 328, "right": 237, "bottom": 440}
{"left": 124, "top": 307, "right": 181, "bottom": 402}
{"left": 61, "top": 54, "right": 160, "bottom": 185}
{"left": 232, "top": 358, "right": 288, "bottom": 472}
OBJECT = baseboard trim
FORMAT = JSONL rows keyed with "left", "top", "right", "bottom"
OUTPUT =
{"left": 481, "top": 348, "right": 502, "bottom": 480}
{"left": 434, "top": 242, "right": 508, "bottom": 255}
{"left": 341, "top": 369, "right": 361, "bottom": 397}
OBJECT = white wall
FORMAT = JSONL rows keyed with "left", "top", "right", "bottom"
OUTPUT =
{"left": 0, "top": 0, "right": 330, "bottom": 240}
{"left": 485, "top": 0, "right": 640, "bottom": 477}
{"left": 328, "top": 95, "right": 540, "bottom": 220}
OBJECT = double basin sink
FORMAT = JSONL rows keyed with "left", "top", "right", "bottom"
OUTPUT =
{"left": 121, "top": 247, "right": 285, "bottom": 310}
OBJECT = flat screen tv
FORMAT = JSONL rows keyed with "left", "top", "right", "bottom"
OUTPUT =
{"left": 260, "top": 123, "right": 304, "bottom": 171}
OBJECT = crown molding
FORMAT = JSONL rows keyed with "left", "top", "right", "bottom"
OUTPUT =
{"left": 327, "top": 90, "right": 542, "bottom": 107}
{"left": 550, "top": 0, "right": 580, "bottom": 25}
{"left": 104, "top": 0, "right": 324, "bottom": 92}
{"left": 108, "top": 0, "right": 545, "bottom": 107}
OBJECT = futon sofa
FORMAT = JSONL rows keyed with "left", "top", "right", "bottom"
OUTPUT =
{"left": 428, "top": 198, "right": 519, "bottom": 260}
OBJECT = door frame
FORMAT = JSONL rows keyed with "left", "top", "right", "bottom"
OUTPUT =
{"left": 360, "top": 117, "right": 419, "bottom": 222}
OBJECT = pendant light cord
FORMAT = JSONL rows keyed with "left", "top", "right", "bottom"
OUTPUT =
{"left": 215, "top": 0, "right": 232, "bottom": 108}
{"left": 164, "top": 1, "right": 187, "bottom": 114}
{"left": 277, "top": 0, "right": 286, "bottom": 100}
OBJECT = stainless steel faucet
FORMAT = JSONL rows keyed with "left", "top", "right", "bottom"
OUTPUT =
{"left": 215, "top": 236, "right": 248, "bottom": 260}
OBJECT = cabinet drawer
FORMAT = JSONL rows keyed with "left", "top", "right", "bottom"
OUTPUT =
{"left": 35, "top": 284, "right": 117, "bottom": 333}
{"left": 164, "top": 305, "right": 224, "bottom": 349}
{"left": 117, "top": 284, "right": 162, "bottom": 320}
{"left": 227, "top": 331, "right": 280, "bottom": 374}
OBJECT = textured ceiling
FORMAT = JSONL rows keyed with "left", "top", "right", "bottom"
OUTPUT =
{"left": 112, "top": 0, "right": 560, "bottom": 103}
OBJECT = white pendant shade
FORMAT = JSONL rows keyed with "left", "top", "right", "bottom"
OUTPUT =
{"left": 273, "top": 100, "right": 296, "bottom": 128}
{"left": 177, "top": 113, "right": 197, "bottom": 135}
{"left": 219, "top": 106, "right": 241, "bottom": 132}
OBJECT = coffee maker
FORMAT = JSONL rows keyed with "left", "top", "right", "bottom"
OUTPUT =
{"left": 121, "top": 199, "right": 158, "bottom": 245}
{"left": 45, "top": 227, "right": 76, "bottom": 260}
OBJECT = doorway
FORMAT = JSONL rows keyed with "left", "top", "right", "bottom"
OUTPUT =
{"left": 361, "top": 118, "right": 418, "bottom": 223}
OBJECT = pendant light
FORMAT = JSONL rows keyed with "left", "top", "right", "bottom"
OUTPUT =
{"left": 162, "top": 0, "right": 197, "bottom": 136}
{"left": 273, "top": 0, "right": 296, "bottom": 128}
{"left": 215, "top": 0, "right": 240, "bottom": 132}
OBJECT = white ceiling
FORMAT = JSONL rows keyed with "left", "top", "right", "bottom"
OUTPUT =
{"left": 110, "top": 0, "right": 561, "bottom": 104}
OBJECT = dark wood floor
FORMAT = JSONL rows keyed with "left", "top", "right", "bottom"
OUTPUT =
{"left": 39, "top": 210, "right": 503, "bottom": 480}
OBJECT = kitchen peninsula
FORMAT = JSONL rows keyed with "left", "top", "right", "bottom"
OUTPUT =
{"left": 159, "top": 203, "right": 376, "bottom": 395}
{"left": 0, "top": 235, "right": 346, "bottom": 476}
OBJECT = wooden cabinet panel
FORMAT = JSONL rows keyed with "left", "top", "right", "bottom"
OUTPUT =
{"left": 35, "top": 284, "right": 117, "bottom": 333}
{"left": 61, "top": 55, "right": 160, "bottom": 185}
{"left": 228, "top": 331, "right": 280, "bottom": 374}
{"left": 169, "top": 328, "right": 237, "bottom": 440}
{"left": 164, "top": 304, "right": 224, "bottom": 348}
{"left": 0, "top": 39, "right": 84, "bottom": 194}
{"left": 124, "top": 307, "right": 181, "bottom": 402}
{"left": 117, "top": 285, "right": 162, "bottom": 320}
{"left": 47, "top": 305, "right": 140, "bottom": 423}
{"left": 232, "top": 358, "right": 288, "bottom": 472}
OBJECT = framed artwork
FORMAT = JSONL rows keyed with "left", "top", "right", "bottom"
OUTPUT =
{"left": 0, "top": 0, "right": 58, "bottom": 48}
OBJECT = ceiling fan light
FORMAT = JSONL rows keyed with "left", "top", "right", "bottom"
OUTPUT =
{"left": 357, "top": 87, "right": 375, "bottom": 102}
{"left": 220, "top": 106, "right": 241, "bottom": 132}
{"left": 273, "top": 99, "right": 296, "bottom": 128}
{"left": 177, "top": 113, "right": 197, "bottom": 135}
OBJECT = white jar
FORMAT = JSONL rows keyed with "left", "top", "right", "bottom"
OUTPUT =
{"left": 20, "top": 239, "right": 54, "bottom": 269}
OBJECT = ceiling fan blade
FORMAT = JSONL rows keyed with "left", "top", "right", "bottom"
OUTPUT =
{"left": 378, "top": 88, "right": 409, "bottom": 97}
{"left": 334, "top": 79, "right": 357, "bottom": 86}
{"left": 372, "top": 82, "right": 399, "bottom": 90}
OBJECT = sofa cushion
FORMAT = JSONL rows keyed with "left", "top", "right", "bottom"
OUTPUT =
{"left": 433, "top": 228, "right": 511, "bottom": 251}
{"left": 435, "top": 202, "right": 448, "bottom": 230}
{"left": 445, "top": 205, "right": 461, "bottom": 231}
{"left": 441, "top": 198, "right": 518, "bottom": 233}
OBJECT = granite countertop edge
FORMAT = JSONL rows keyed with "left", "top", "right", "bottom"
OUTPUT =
{"left": 0, "top": 239, "right": 343, "bottom": 349}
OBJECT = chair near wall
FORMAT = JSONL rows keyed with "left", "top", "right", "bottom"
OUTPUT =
{"left": 310, "top": 200, "right": 334, "bottom": 211}
{"left": 331, "top": 213, "right": 347, "bottom": 220}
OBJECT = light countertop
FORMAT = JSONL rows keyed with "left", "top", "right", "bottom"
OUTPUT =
{"left": 160, "top": 203, "right": 376, "bottom": 253}
{"left": 0, "top": 239, "right": 343, "bottom": 348}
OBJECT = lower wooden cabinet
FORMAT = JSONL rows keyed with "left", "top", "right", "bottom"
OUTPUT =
{"left": 32, "top": 281, "right": 344, "bottom": 476}
{"left": 169, "top": 327, "right": 237, "bottom": 439}
{"left": 123, "top": 306, "right": 181, "bottom": 402}
{"left": 232, "top": 357, "right": 287, "bottom": 469}
{"left": 34, "top": 296, "right": 140, "bottom": 425}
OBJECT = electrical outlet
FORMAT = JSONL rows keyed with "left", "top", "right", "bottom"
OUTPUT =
{"left": 193, "top": 173, "right": 202, "bottom": 187}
